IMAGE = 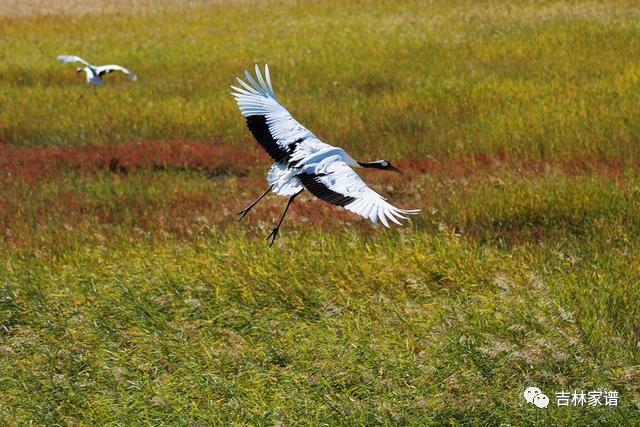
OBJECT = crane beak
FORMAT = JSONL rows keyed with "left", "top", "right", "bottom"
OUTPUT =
{"left": 389, "top": 165, "right": 403, "bottom": 174}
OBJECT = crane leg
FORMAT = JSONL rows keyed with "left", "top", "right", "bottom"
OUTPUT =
{"left": 238, "top": 185, "right": 273, "bottom": 221}
{"left": 266, "top": 190, "right": 302, "bottom": 247}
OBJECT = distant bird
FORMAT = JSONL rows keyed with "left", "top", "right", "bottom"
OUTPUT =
{"left": 231, "top": 65, "right": 420, "bottom": 246}
{"left": 57, "top": 55, "right": 137, "bottom": 86}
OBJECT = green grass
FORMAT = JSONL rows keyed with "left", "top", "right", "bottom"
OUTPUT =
{"left": 2, "top": 0, "right": 640, "bottom": 160}
{"left": 1, "top": 225, "right": 639, "bottom": 424}
{"left": 1, "top": 0, "right": 640, "bottom": 424}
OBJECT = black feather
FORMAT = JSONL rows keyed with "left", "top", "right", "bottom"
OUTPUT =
{"left": 298, "top": 173, "right": 356, "bottom": 207}
{"left": 246, "top": 116, "right": 304, "bottom": 164}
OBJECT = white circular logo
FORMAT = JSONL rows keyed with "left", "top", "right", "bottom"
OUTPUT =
{"left": 523, "top": 386, "right": 548, "bottom": 409}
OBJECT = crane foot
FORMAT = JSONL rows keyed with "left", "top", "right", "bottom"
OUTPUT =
{"left": 266, "top": 227, "right": 279, "bottom": 247}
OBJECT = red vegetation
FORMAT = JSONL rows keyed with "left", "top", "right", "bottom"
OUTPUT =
{"left": 1, "top": 140, "right": 636, "bottom": 245}
{"left": 0, "top": 140, "right": 632, "bottom": 184}
{"left": 0, "top": 140, "right": 265, "bottom": 182}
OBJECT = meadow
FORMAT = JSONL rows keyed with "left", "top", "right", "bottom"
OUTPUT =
{"left": 1, "top": 0, "right": 640, "bottom": 424}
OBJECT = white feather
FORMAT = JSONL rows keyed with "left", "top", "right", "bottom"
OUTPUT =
{"left": 306, "top": 160, "right": 420, "bottom": 226}
{"left": 94, "top": 65, "right": 137, "bottom": 81}
{"left": 57, "top": 55, "right": 90, "bottom": 66}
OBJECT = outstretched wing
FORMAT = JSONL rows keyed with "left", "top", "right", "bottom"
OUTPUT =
{"left": 94, "top": 65, "right": 137, "bottom": 81}
{"left": 298, "top": 161, "right": 420, "bottom": 227}
{"left": 57, "top": 55, "right": 90, "bottom": 66}
{"left": 231, "top": 64, "right": 321, "bottom": 164}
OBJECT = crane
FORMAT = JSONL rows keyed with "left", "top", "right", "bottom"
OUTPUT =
{"left": 57, "top": 55, "right": 137, "bottom": 86}
{"left": 231, "top": 65, "right": 419, "bottom": 246}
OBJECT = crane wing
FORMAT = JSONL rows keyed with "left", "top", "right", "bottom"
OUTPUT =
{"left": 94, "top": 65, "right": 137, "bottom": 81}
{"left": 231, "top": 64, "right": 319, "bottom": 164}
{"left": 298, "top": 161, "right": 420, "bottom": 227}
{"left": 57, "top": 55, "right": 91, "bottom": 66}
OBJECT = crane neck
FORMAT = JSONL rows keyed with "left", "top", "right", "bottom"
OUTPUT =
{"left": 357, "top": 161, "right": 380, "bottom": 169}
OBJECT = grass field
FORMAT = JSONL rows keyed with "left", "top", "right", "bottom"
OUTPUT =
{"left": 1, "top": 0, "right": 640, "bottom": 424}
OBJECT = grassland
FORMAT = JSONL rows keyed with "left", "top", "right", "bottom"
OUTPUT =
{"left": 1, "top": 0, "right": 640, "bottom": 424}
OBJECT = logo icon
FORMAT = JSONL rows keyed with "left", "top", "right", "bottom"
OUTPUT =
{"left": 524, "top": 387, "right": 549, "bottom": 408}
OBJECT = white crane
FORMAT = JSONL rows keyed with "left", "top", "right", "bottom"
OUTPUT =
{"left": 231, "top": 65, "right": 420, "bottom": 246}
{"left": 57, "top": 55, "right": 137, "bottom": 86}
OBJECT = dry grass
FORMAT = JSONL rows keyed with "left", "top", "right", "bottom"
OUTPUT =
{"left": 0, "top": 0, "right": 254, "bottom": 18}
